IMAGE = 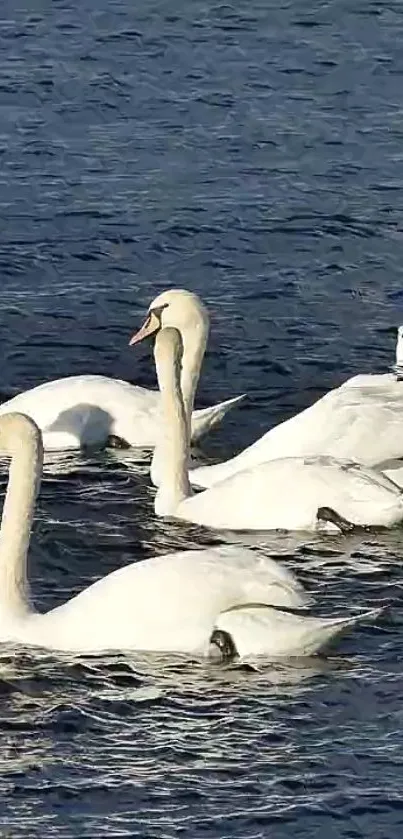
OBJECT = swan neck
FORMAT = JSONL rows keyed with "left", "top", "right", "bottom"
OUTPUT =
{"left": 180, "top": 321, "right": 208, "bottom": 425}
{"left": 153, "top": 330, "right": 192, "bottom": 515}
{"left": 0, "top": 421, "right": 42, "bottom": 617}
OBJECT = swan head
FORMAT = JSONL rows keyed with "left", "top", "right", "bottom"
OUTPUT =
{"left": 129, "top": 289, "right": 209, "bottom": 346}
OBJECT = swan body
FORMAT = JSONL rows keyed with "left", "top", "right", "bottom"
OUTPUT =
{"left": 0, "top": 288, "right": 245, "bottom": 451}
{"left": 4, "top": 543, "right": 309, "bottom": 655}
{"left": 190, "top": 372, "right": 403, "bottom": 489}
{"left": 152, "top": 327, "right": 403, "bottom": 532}
{"left": 0, "top": 412, "right": 382, "bottom": 658}
{"left": 178, "top": 456, "right": 403, "bottom": 532}
{"left": 0, "top": 375, "right": 244, "bottom": 451}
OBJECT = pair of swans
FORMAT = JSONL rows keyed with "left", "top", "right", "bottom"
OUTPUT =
{"left": 129, "top": 291, "right": 403, "bottom": 532}
{"left": 0, "top": 291, "right": 244, "bottom": 450}
{"left": 0, "top": 412, "right": 383, "bottom": 657}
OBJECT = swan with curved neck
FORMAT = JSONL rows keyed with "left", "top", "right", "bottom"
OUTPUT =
{"left": 130, "top": 289, "right": 210, "bottom": 432}
{"left": 0, "top": 413, "right": 381, "bottom": 657}
{"left": 152, "top": 327, "right": 403, "bottom": 532}
{"left": 129, "top": 287, "right": 239, "bottom": 484}
{"left": 0, "top": 290, "right": 244, "bottom": 451}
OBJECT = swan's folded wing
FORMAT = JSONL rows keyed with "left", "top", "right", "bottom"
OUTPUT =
{"left": 190, "top": 394, "right": 246, "bottom": 442}
{"left": 215, "top": 546, "right": 311, "bottom": 610}
{"left": 260, "top": 382, "right": 403, "bottom": 467}
{"left": 215, "top": 604, "right": 384, "bottom": 658}
{"left": 314, "top": 384, "right": 403, "bottom": 466}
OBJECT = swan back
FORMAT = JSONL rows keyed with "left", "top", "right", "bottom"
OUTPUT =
{"left": 29, "top": 546, "right": 308, "bottom": 653}
{"left": 182, "top": 455, "right": 403, "bottom": 531}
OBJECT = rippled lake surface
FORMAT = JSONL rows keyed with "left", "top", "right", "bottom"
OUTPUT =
{"left": 1, "top": 0, "right": 403, "bottom": 836}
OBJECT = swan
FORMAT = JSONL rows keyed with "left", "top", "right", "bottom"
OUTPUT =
{"left": 0, "top": 291, "right": 244, "bottom": 451}
{"left": 151, "top": 326, "right": 403, "bottom": 532}
{"left": 189, "top": 325, "right": 403, "bottom": 489}
{"left": 0, "top": 412, "right": 383, "bottom": 658}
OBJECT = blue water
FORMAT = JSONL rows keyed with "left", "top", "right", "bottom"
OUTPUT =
{"left": 1, "top": 0, "right": 403, "bottom": 836}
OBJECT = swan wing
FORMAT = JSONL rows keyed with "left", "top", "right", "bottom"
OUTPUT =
{"left": 216, "top": 604, "right": 384, "bottom": 658}
{"left": 190, "top": 394, "right": 246, "bottom": 442}
{"left": 314, "top": 383, "right": 403, "bottom": 466}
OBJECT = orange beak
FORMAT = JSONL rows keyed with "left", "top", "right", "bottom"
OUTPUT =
{"left": 128, "top": 310, "right": 161, "bottom": 346}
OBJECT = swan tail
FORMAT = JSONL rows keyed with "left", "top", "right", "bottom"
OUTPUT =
{"left": 303, "top": 606, "right": 386, "bottom": 655}
{"left": 190, "top": 394, "right": 246, "bottom": 443}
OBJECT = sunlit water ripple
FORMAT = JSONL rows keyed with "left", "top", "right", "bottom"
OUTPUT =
{"left": 1, "top": 0, "right": 403, "bottom": 836}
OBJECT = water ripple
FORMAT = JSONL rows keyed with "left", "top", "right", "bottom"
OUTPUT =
{"left": 1, "top": 0, "right": 403, "bottom": 835}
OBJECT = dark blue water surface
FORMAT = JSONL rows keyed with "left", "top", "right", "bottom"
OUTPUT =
{"left": 1, "top": 0, "right": 403, "bottom": 836}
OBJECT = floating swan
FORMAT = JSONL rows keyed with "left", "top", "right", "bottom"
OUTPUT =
{"left": 190, "top": 325, "right": 403, "bottom": 489}
{"left": 151, "top": 326, "right": 403, "bottom": 532}
{"left": 0, "top": 412, "right": 382, "bottom": 657}
{"left": 0, "top": 291, "right": 244, "bottom": 451}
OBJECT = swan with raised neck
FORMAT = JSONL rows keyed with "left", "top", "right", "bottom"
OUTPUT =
{"left": 130, "top": 289, "right": 210, "bottom": 435}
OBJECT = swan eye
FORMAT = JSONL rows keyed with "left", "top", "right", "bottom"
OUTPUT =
{"left": 149, "top": 303, "right": 169, "bottom": 328}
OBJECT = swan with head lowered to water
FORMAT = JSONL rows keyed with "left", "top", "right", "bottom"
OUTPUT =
{"left": 0, "top": 412, "right": 383, "bottom": 658}
{"left": 0, "top": 291, "right": 243, "bottom": 451}
{"left": 148, "top": 325, "right": 403, "bottom": 532}
{"left": 187, "top": 322, "right": 403, "bottom": 489}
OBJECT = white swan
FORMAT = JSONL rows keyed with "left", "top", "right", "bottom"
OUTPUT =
{"left": 0, "top": 412, "right": 382, "bottom": 658}
{"left": 0, "top": 291, "right": 244, "bottom": 451}
{"left": 151, "top": 327, "right": 403, "bottom": 532}
{"left": 190, "top": 325, "right": 403, "bottom": 489}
